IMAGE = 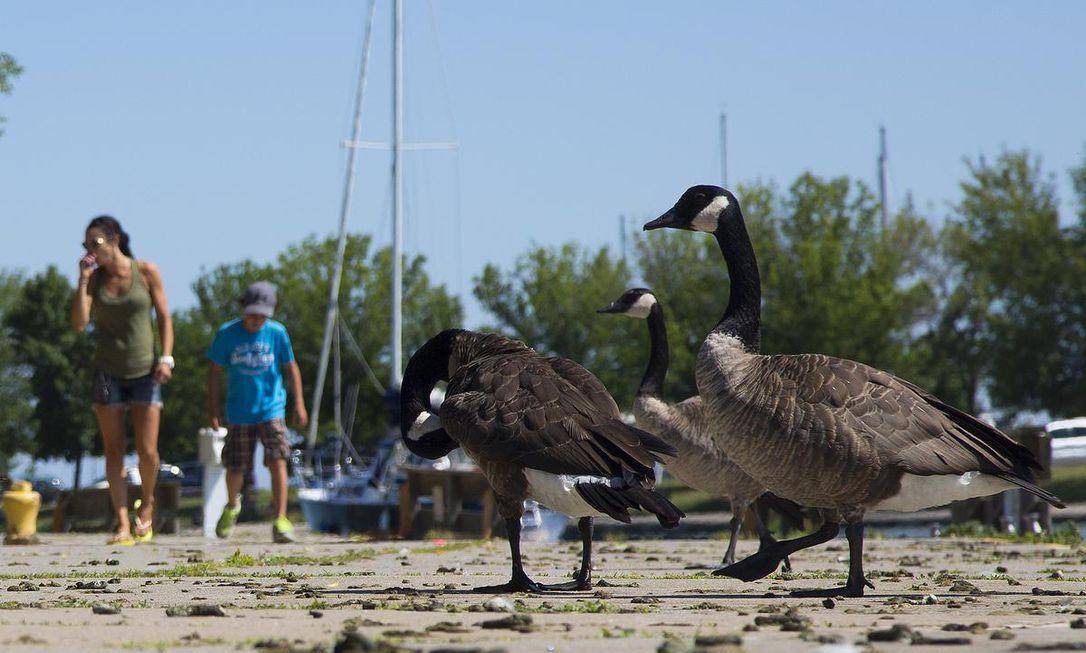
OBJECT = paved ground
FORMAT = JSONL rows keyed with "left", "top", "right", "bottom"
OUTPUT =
{"left": 1, "top": 524, "right": 1084, "bottom": 652}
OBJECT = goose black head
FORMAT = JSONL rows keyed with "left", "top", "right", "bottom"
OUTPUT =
{"left": 597, "top": 288, "right": 658, "bottom": 319}
{"left": 643, "top": 185, "right": 739, "bottom": 233}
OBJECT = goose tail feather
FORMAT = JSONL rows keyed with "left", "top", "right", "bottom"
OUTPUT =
{"left": 575, "top": 482, "right": 685, "bottom": 528}
{"left": 994, "top": 473, "right": 1065, "bottom": 509}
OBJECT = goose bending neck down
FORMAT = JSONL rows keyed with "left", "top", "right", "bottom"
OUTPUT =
{"left": 644, "top": 185, "right": 1064, "bottom": 597}
{"left": 401, "top": 328, "right": 685, "bottom": 594}
{"left": 599, "top": 289, "right": 804, "bottom": 567}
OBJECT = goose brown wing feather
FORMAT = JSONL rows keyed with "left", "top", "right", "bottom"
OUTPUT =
{"left": 544, "top": 356, "right": 621, "bottom": 418}
{"left": 443, "top": 354, "right": 669, "bottom": 480}
{"left": 757, "top": 353, "right": 1041, "bottom": 478}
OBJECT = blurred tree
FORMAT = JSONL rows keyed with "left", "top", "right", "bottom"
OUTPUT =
{"left": 944, "top": 150, "right": 1086, "bottom": 418}
{"left": 159, "top": 233, "right": 462, "bottom": 458}
{"left": 0, "top": 52, "right": 22, "bottom": 138}
{"left": 473, "top": 243, "right": 642, "bottom": 407}
{"left": 0, "top": 271, "right": 34, "bottom": 474}
{"left": 4, "top": 267, "right": 97, "bottom": 488}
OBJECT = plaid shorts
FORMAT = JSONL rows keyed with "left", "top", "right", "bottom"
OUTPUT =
{"left": 221, "top": 418, "right": 290, "bottom": 470}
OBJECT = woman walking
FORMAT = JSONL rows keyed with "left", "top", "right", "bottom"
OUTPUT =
{"left": 70, "top": 215, "right": 174, "bottom": 545}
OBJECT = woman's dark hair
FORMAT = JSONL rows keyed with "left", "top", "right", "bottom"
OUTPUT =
{"left": 86, "top": 215, "right": 133, "bottom": 257}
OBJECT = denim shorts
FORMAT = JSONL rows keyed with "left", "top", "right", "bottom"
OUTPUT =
{"left": 92, "top": 371, "right": 163, "bottom": 408}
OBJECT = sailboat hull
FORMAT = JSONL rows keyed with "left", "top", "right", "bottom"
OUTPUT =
{"left": 298, "top": 487, "right": 399, "bottom": 535}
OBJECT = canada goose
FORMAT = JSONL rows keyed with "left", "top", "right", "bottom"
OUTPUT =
{"left": 598, "top": 288, "right": 803, "bottom": 567}
{"left": 400, "top": 328, "right": 685, "bottom": 593}
{"left": 643, "top": 185, "right": 1064, "bottom": 597}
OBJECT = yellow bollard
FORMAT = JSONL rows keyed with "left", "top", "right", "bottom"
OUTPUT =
{"left": 2, "top": 480, "right": 41, "bottom": 544}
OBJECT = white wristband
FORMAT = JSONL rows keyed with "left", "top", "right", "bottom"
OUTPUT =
{"left": 158, "top": 355, "right": 175, "bottom": 369}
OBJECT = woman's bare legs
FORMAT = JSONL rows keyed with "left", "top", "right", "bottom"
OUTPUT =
{"left": 130, "top": 404, "right": 161, "bottom": 530}
{"left": 95, "top": 405, "right": 130, "bottom": 539}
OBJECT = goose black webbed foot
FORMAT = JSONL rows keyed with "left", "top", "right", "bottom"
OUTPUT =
{"left": 712, "top": 549, "right": 784, "bottom": 581}
{"left": 472, "top": 574, "right": 546, "bottom": 594}
{"left": 538, "top": 577, "right": 592, "bottom": 591}
{"left": 789, "top": 577, "right": 873, "bottom": 598}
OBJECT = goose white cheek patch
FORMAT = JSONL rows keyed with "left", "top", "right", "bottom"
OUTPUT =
{"left": 408, "top": 411, "right": 442, "bottom": 440}
{"left": 625, "top": 294, "right": 657, "bottom": 319}
{"left": 691, "top": 195, "right": 729, "bottom": 232}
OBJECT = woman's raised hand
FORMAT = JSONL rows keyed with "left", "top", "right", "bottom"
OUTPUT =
{"left": 79, "top": 253, "right": 97, "bottom": 280}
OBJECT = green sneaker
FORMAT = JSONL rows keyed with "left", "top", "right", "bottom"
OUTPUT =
{"left": 215, "top": 504, "right": 241, "bottom": 539}
{"left": 272, "top": 516, "right": 296, "bottom": 543}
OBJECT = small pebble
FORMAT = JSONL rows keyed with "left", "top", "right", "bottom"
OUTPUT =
{"left": 92, "top": 604, "right": 120, "bottom": 615}
{"left": 483, "top": 597, "right": 515, "bottom": 613}
{"left": 822, "top": 598, "right": 835, "bottom": 609}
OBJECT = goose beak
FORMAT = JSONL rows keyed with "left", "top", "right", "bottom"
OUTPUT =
{"left": 597, "top": 301, "right": 623, "bottom": 314}
{"left": 643, "top": 208, "right": 680, "bottom": 231}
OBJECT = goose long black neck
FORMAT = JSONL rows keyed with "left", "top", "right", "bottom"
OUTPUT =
{"left": 713, "top": 212, "right": 761, "bottom": 351}
{"left": 399, "top": 329, "right": 460, "bottom": 459}
{"left": 638, "top": 302, "right": 669, "bottom": 398}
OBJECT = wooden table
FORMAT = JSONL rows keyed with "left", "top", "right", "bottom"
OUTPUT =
{"left": 397, "top": 466, "right": 495, "bottom": 539}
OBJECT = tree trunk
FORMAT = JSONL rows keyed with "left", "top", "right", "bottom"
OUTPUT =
{"left": 72, "top": 444, "right": 84, "bottom": 491}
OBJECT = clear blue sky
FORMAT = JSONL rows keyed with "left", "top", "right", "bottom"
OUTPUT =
{"left": 2, "top": 1, "right": 1084, "bottom": 327}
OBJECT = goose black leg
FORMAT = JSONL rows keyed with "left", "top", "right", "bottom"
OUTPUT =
{"left": 541, "top": 517, "right": 594, "bottom": 591}
{"left": 473, "top": 517, "right": 545, "bottom": 593}
{"left": 790, "top": 521, "right": 874, "bottom": 598}
{"left": 714, "top": 519, "right": 839, "bottom": 581}
{"left": 751, "top": 508, "right": 792, "bottom": 573}
{"left": 721, "top": 509, "right": 743, "bottom": 566}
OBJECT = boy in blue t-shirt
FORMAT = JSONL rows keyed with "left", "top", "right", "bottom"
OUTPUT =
{"left": 206, "top": 281, "right": 308, "bottom": 543}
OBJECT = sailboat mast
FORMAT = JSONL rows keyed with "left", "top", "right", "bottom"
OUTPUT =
{"left": 306, "top": 0, "right": 377, "bottom": 449}
{"left": 878, "top": 124, "right": 888, "bottom": 230}
{"left": 391, "top": 0, "right": 405, "bottom": 388}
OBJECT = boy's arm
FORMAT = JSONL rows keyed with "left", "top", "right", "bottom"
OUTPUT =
{"left": 208, "top": 362, "right": 223, "bottom": 429}
{"left": 285, "top": 360, "right": 308, "bottom": 428}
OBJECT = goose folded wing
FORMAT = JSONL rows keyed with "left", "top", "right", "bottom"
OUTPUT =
{"left": 635, "top": 394, "right": 706, "bottom": 446}
{"left": 441, "top": 361, "right": 669, "bottom": 479}
{"left": 760, "top": 353, "right": 1039, "bottom": 477}
{"left": 543, "top": 355, "right": 621, "bottom": 418}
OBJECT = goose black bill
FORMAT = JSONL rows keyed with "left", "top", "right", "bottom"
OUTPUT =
{"left": 643, "top": 208, "right": 680, "bottom": 231}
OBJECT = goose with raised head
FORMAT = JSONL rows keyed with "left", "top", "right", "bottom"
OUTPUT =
{"left": 643, "top": 185, "right": 1064, "bottom": 597}
{"left": 599, "top": 288, "right": 803, "bottom": 567}
{"left": 400, "top": 328, "right": 685, "bottom": 593}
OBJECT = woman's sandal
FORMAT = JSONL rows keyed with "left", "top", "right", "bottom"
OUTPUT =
{"left": 106, "top": 531, "right": 135, "bottom": 546}
{"left": 133, "top": 499, "right": 154, "bottom": 543}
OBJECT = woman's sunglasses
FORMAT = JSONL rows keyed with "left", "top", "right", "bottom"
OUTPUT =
{"left": 82, "top": 236, "right": 107, "bottom": 251}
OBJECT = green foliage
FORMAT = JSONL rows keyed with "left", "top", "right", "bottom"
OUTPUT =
{"left": 159, "top": 232, "right": 462, "bottom": 458}
{"left": 0, "top": 52, "right": 22, "bottom": 138}
{"left": 4, "top": 266, "right": 98, "bottom": 485}
{"left": 473, "top": 243, "right": 642, "bottom": 406}
{"left": 942, "top": 150, "right": 1086, "bottom": 417}
{"left": 0, "top": 271, "right": 34, "bottom": 473}
{"left": 941, "top": 519, "right": 1082, "bottom": 545}
{"left": 747, "top": 176, "right": 935, "bottom": 376}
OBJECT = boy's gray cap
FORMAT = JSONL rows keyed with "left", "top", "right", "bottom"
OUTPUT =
{"left": 239, "top": 281, "right": 277, "bottom": 317}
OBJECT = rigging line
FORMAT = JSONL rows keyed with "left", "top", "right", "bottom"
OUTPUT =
{"left": 425, "top": 0, "right": 459, "bottom": 139}
{"left": 452, "top": 142, "right": 463, "bottom": 299}
{"left": 337, "top": 311, "right": 388, "bottom": 396}
{"left": 423, "top": 0, "right": 463, "bottom": 302}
